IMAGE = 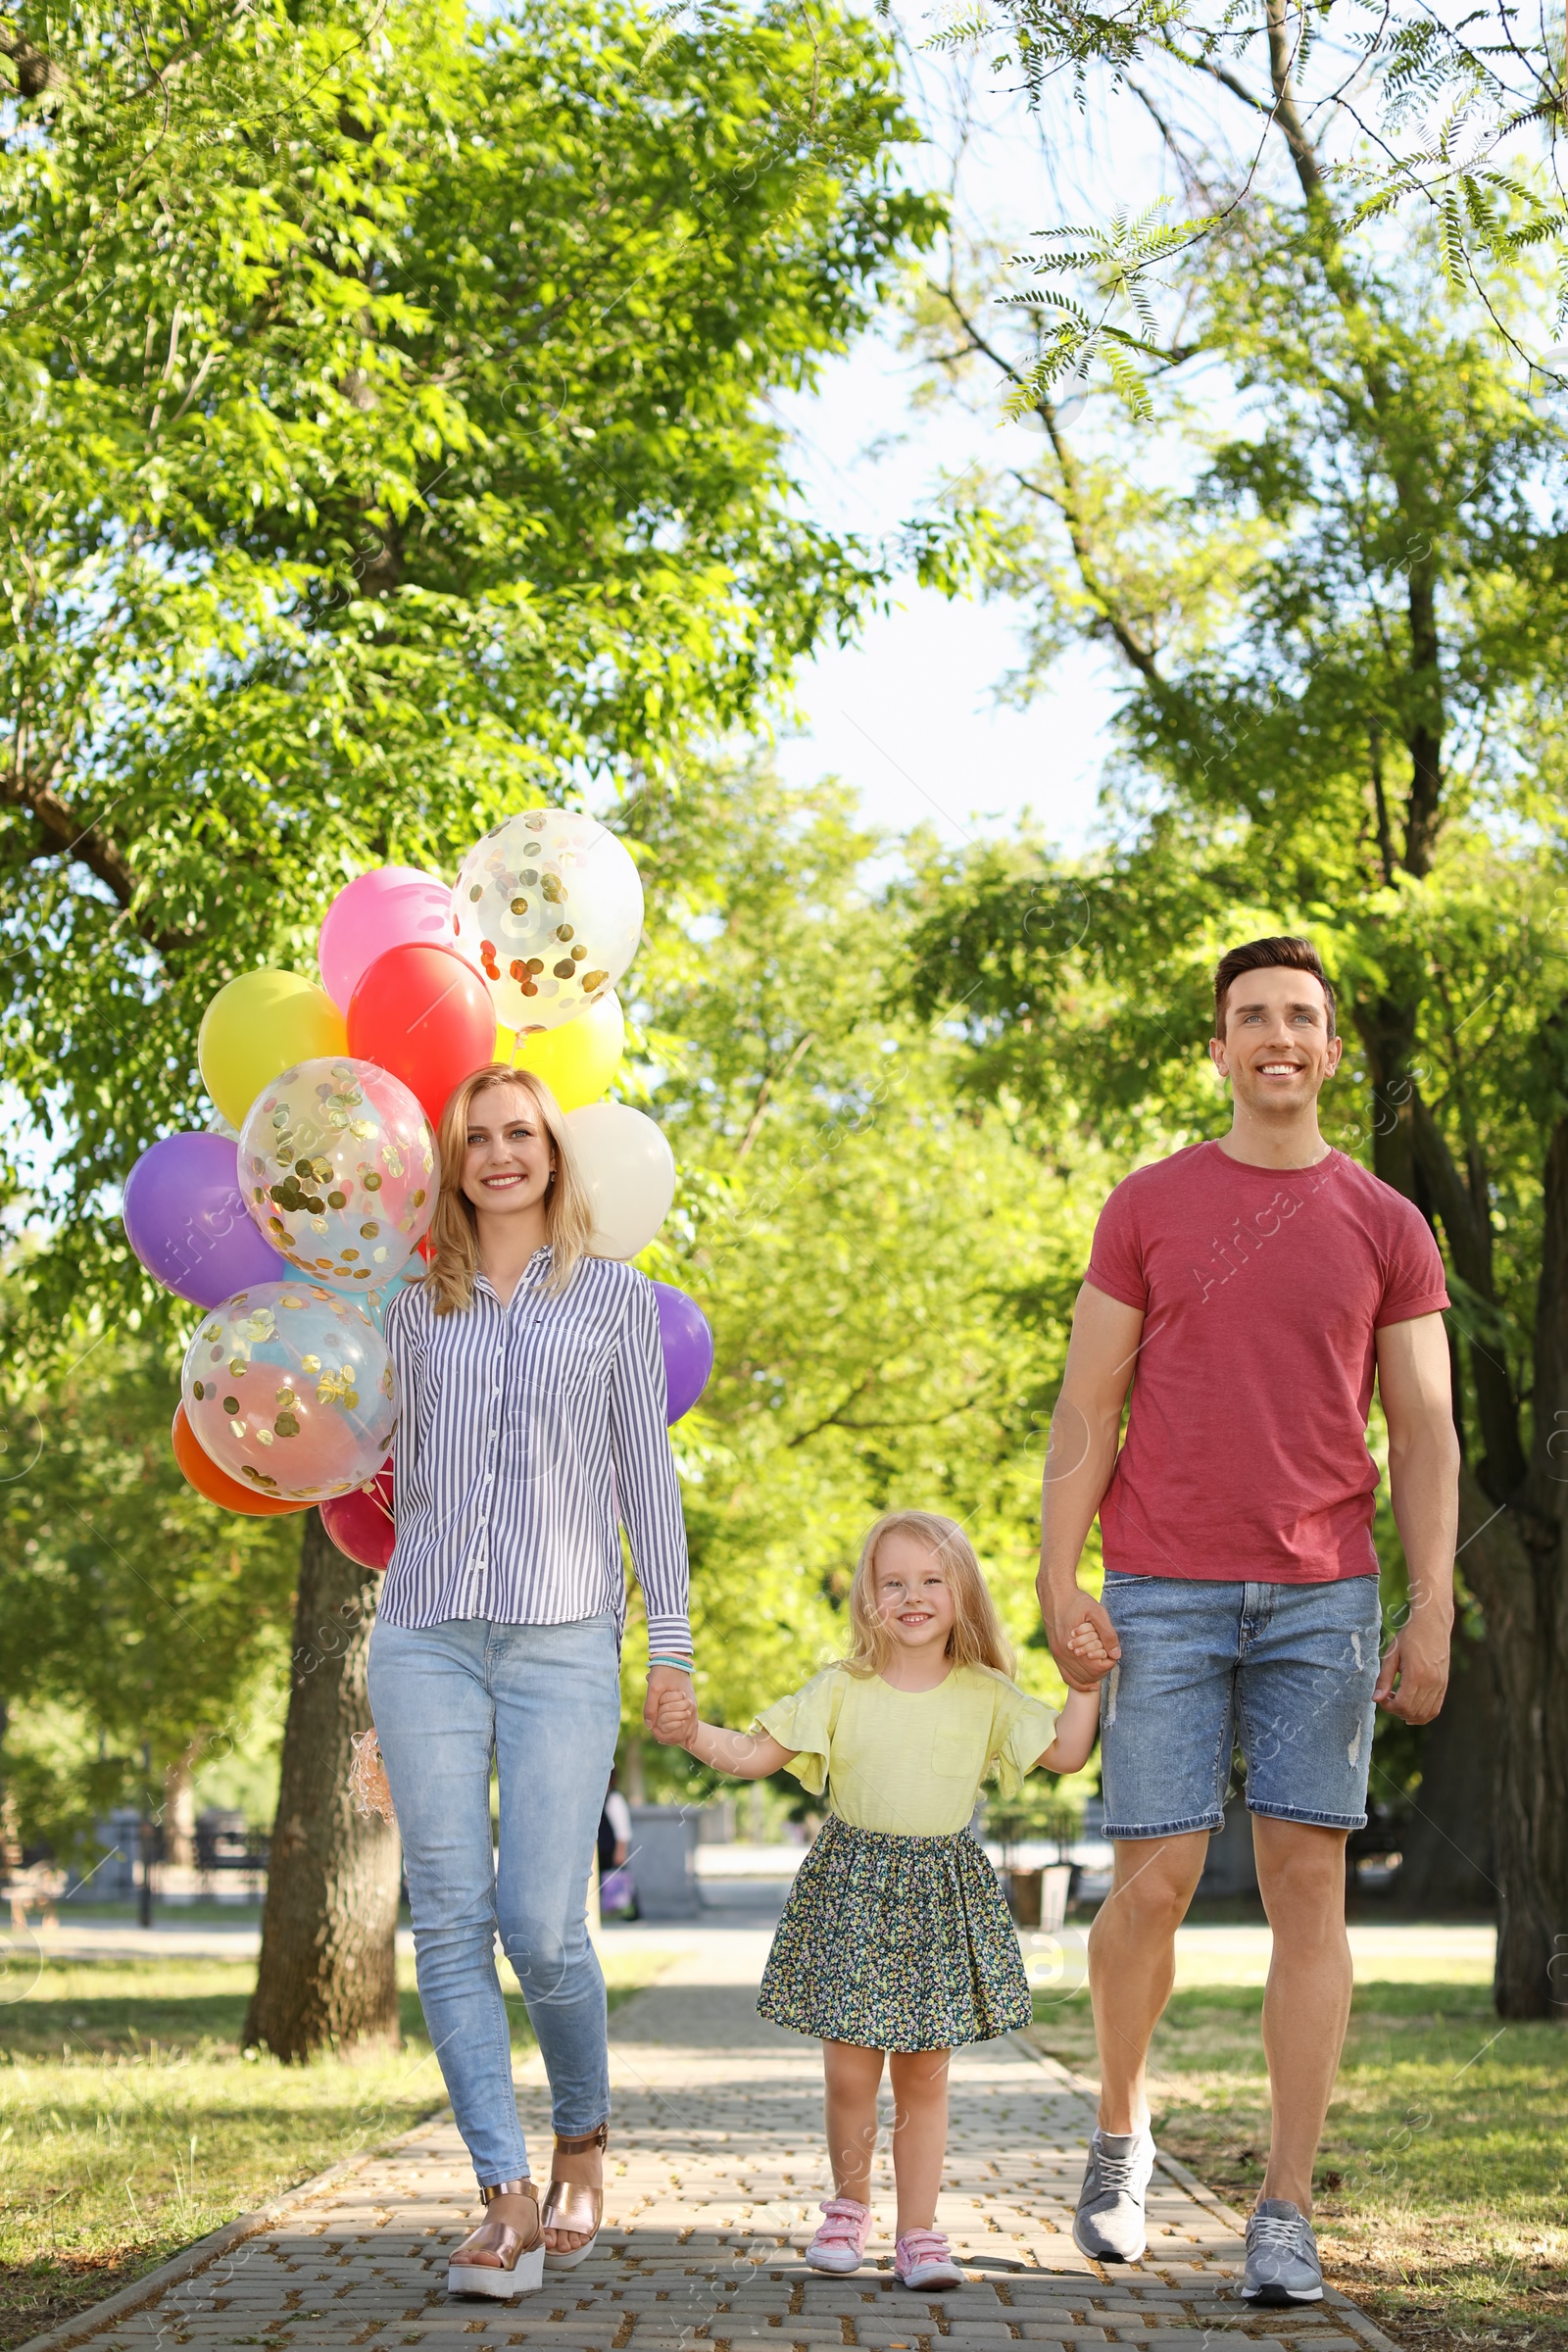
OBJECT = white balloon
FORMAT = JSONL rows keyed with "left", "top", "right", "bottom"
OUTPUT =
{"left": 566, "top": 1102, "right": 676, "bottom": 1260}
{"left": 451, "top": 808, "right": 643, "bottom": 1035}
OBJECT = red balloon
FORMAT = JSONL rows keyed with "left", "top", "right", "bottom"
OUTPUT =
{"left": 171, "top": 1405, "right": 310, "bottom": 1519}
{"left": 346, "top": 943, "right": 495, "bottom": 1128}
{"left": 320, "top": 1461, "right": 395, "bottom": 1570}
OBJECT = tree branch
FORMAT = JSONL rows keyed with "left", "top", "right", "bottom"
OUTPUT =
{"left": 1263, "top": 0, "right": 1328, "bottom": 204}
{"left": 0, "top": 760, "right": 188, "bottom": 956}
{"left": 0, "top": 24, "right": 68, "bottom": 97}
{"left": 924, "top": 279, "right": 1167, "bottom": 686}
{"left": 734, "top": 1031, "right": 816, "bottom": 1164}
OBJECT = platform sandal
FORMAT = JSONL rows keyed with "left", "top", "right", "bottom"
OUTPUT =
{"left": 447, "top": 2179, "right": 546, "bottom": 2300}
{"left": 541, "top": 2121, "right": 609, "bottom": 2270}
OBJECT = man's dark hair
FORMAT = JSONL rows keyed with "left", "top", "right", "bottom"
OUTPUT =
{"left": 1212, "top": 936, "right": 1337, "bottom": 1040}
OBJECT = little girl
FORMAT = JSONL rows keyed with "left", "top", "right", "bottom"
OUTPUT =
{"left": 653, "top": 1507, "right": 1104, "bottom": 2291}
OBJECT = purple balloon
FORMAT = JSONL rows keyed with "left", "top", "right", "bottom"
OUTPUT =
{"left": 652, "top": 1280, "right": 714, "bottom": 1424}
{"left": 123, "top": 1133, "right": 289, "bottom": 1308}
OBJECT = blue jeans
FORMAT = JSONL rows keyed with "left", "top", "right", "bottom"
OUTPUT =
{"left": 368, "top": 1611, "right": 621, "bottom": 2186}
{"left": 1098, "top": 1571, "right": 1383, "bottom": 1838}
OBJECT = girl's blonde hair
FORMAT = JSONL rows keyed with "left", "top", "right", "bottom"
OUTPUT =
{"left": 424, "top": 1064, "right": 595, "bottom": 1314}
{"left": 843, "top": 1509, "right": 1015, "bottom": 1679}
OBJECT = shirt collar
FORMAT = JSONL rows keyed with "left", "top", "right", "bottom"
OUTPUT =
{"left": 473, "top": 1246, "right": 553, "bottom": 1305}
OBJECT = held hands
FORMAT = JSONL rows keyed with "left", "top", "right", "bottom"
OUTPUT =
{"left": 1065, "top": 1618, "right": 1117, "bottom": 1677}
{"left": 1045, "top": 1587, "right": 1121, "bottom": 1691}
{"left": 644, "top": 1665, "right": 698, "bottom": 1748}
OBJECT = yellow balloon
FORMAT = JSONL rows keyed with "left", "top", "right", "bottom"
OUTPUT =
{"left": 198, "top": 969, "right": 349, "bottom": 1128}
{"left": 495, "top": 992, "right": 625, "bottom": 1111}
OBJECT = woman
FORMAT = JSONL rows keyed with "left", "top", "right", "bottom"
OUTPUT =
{"left": 368, "top": 1062, "right": 696, "bottom": 2301}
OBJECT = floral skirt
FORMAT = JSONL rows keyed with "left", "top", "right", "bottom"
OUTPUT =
{"left": 757, "top": 1813, "right": 1031, "bottom": 2052}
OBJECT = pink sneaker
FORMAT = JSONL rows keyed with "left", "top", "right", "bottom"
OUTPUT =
{"left": 895, "top": 2228, "right": 964, "bottom": 2289}
{"left": 805, "top": 2196, "right": 872, "bottom": 2274}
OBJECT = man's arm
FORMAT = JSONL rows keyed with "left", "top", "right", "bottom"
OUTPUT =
{"left": 1373, "top": 1311, "right": 1459, "bottom": 1724}
{"left": 1038, "top": 1282, "right": 1146, "bottom": 1690}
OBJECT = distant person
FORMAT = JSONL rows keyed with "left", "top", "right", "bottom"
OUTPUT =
{"left": 1038, "top": 937, "right": 1457, "bottom": 2304}
{"left": 366, "top": 1064, "right": 697, "bottom": 2303}
{"left": 653, "top": 1508, "right": 1103, "bottom": 2292}
{"left": 598, "top": 1770, "right": 631, "bottom": 1877}
{"left": 597, "top": 1770, "right": 635, "bottom": 1919}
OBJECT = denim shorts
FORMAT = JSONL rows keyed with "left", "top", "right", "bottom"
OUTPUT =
{"left": 1098, "top": 1571, "right": 1383, "bottom": 1838}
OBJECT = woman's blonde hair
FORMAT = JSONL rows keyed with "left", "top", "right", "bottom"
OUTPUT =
{"left": 424, "top": 1064, "right": 595, "bottom": 1314}
{"left": 842, "top": 1509, "right": 1015, "bottom": 1679}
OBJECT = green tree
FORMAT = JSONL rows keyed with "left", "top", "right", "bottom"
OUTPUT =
{"left": 0, "top": 1308, "right": 298, "bottom": 1866}
{"left": 901, "top": 35, "right": 1568, "bottom": 2014}
{"left": 620, "top": 765, "right": 1110, "bottom": 1788}
{"left": 928, "top": 0, "right": 1568, "bottom": 398}
{"left": 3, "top": 0, "right": 939, "bottom": 1301}
{"left": 2, "top": 0, "right": 940, "bottom": 2052}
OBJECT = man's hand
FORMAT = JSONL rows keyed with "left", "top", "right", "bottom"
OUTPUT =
{"left": 1374, "top": 1615, "right": 1450, "bottom": 1723}
{"left": 1044, "top": 1584, "right": 1121, "bottom": 1692}
{"left": 1037, "top": 1284, "right": 1141, "bottom": 1692}
{"left": 1375, "top": 1313, "right": 1458, "bottom": 1727}
{"left": 644, "top": 1665, "right": 697, "bottom": 1747}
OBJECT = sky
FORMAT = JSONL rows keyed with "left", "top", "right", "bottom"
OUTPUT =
{"left": 765, "top": 10, "right": 1168, "bottom": 861}
{"left": 770, "top": 331, "right": 1120, "bottom": 860}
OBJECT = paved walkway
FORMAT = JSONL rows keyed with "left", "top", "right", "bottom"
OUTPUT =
{"left": 26, "top": 1920, "right": 1397, "bottom": 2352}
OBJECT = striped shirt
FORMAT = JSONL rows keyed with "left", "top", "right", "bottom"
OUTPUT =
{"left": 378, "top": 1249, "right": 692, "bottom": 1663}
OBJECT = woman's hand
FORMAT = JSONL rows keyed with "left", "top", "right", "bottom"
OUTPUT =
{"left": 644, "top": 1665, "right": 697, "bottom": 1746}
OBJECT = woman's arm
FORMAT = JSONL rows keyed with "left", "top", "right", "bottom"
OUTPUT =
{"left": 608, "top": 1276, "right": 696, "bottom": 1742}
{"left": 1033, "top": 1686, "right": 1102, "bottom": 1776}
{"left": 652, "top": 1710, "right": 795, "bottom": 1780}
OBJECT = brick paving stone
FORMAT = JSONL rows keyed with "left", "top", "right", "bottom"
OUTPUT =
{"left": 28, "top": 1936, "right": 1399, "bottom": 2352}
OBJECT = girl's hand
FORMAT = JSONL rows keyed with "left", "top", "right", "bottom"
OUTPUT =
{"left": 656, "top": 1690, "right": 698, "bottom": 1745}
{"left": 645, "top": 1667, "right": 697, "bottom": 1747}
{"left": 1065, "top": 1618, "right": 1116, "bottom": 1680}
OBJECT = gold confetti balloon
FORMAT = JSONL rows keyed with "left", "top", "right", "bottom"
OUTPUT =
{"left": 180, "top": 1281, "right": 397, "bottom": 1502}
{"left": 450, "top": 808, "right": 643, "bottom": 1035}
{"left": 237, "top": 1056, "right": 436, "bottom": 1292}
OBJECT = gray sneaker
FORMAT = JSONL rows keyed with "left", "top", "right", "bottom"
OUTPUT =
{"left": 1242, "top": 2200, "right": 1324, "bottom": 2303}
{"left": 1072, "top": 2127, "right": 1155, "bottom": 2262}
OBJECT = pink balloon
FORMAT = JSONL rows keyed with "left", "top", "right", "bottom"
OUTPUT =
{"left": 318, "top": 867, "right": 453, "bottom": 1013}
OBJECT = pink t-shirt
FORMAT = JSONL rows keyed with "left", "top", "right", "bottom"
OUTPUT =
{"left": 1085, "top": 1142, "right": 1449, "bottom": 1583}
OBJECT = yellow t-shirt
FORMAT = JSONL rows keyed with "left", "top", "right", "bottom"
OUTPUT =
{"left": 755, "top": 1662, "right": 1058, "bottom": 1837}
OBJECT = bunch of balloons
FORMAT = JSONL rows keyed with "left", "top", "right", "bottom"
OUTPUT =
{"left": 124, "top": 808, "right": 714, "bottom": 1568}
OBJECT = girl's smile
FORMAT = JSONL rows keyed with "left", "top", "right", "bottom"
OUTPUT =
{"left": 872, "top": 1531, "right": 957, "bottom": 1690}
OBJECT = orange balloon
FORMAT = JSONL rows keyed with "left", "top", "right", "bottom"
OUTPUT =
{"left": 171, "top": 1404, "right": 310, "bottom": 1518}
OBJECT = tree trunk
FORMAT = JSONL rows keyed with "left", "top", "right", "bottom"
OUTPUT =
{"left": 164, "top": 1743, "right": 199, "bottom": 1872}
{"left": 244, "top": 1511, "right": 401, "bottom": 2059}
{"left": 1454, "top": 1475, "right": 1568, "bottom": 2018}
{"left": 1352, "top": 993, "right": 1420, "bottom": 1200}
{"left": 1396, "top": 1618, "right": 1497, "bottom": 1911}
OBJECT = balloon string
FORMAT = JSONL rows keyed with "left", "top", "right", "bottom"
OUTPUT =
{"left": 363, "top": 1481, "right": 395, "bottom": 1526}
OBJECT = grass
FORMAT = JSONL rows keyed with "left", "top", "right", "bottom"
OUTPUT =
{"left": 1031, "top": 1970, "right": 1568, "bottom": 2351}
{"left": 0, "top": 1946, "right": 667, "bottom": 2352}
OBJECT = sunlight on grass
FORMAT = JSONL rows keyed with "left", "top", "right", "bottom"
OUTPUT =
{"left": 0, "top": 1947, "right": 667, "bottom": 2351}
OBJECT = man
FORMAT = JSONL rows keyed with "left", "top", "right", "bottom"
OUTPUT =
{"left": 1039, "top": 937, "right": 1457, "bottom": 2304}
